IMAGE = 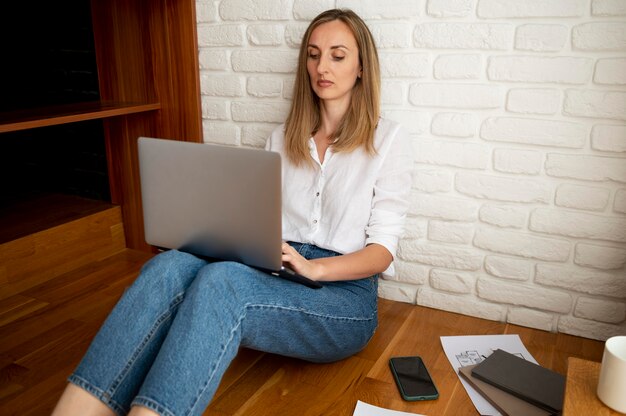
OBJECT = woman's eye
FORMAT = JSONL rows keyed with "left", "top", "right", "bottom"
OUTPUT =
{"left": 308, "top": 52, "right": 319, "bottom": 59}
{"left": 333, "top": 56, "right": 345, "bottom": 61}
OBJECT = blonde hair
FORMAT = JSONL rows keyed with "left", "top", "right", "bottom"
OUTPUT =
{"left": 284, "top": 9, "right": 381, "bottom": 166}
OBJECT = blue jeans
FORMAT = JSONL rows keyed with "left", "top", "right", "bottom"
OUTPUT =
{"left": 68, "top": 243, "right": 378, "bottom": 416}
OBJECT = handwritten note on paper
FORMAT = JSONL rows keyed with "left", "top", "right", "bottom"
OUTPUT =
{"left": 353, "top": 400, "right": 426, "bottom": 416}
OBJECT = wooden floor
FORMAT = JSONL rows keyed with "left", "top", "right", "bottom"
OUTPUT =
{"left": 0, "top": 247, "right": 606, "bottom": 416}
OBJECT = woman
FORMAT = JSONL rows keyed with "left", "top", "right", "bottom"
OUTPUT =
{"left": 52, "top": 8, "right": 413, "bottom": 416}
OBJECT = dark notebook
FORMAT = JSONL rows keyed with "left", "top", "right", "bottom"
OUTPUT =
{"left": 471, "top": 349, "right": 565, "bottom": 414}
{"left": 459, "top": 365, "right": 552, "bottom": 416}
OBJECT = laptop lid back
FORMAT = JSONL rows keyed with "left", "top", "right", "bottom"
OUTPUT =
{"left": 138, "top": 137, "right": 283, "bottom": 271}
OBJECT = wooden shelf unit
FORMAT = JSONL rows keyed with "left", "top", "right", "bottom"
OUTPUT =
{"left": 0, "top": 101, "right": 161, "bottom": 133}
{"left": 1, "top": 0, "right": 203, "bottom": 252}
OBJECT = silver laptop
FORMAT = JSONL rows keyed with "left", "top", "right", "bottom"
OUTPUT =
{"left": 138, "top": 137, "right": 321, "bottom": 288}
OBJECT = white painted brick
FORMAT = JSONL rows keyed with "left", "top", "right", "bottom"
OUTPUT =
{"left": 231, "top": 101, "right": 290, "bottom": 123}
{"left": 575, "top": 297, "right": 626, "bottom": 324}
{"left": 616, "top": 189, "right": 626, "bottom": 213}
{"left": 536, "top": 264, "right": 626, "bottom": 298}
{"left": 391, "top": 260, "right": 429, "bottom": 285}
{"left": 507, "top": 308, "right": 554, "bottom": 332}
{"left": 506, "top": 89, "right": 560, "bottom": 115}
{"left": 477, "top": 278, "right": 573, "bottom": 313}
{"left": 202, "top": 121, "right": 240, "bottom": 146}
{"left": 479, "top": 204, "right": 528, "bottom": 229}
{"left": 555, "top": 184, "right": 611, "bottom": 211}
{"left": 383, "top": 110, "right": 430, "bottom": 135}
{"left": 412, "top": 170, "right": 454, "bottom": 193}
{"left": 247, "top": 25, "right": 284, "bottom": 46}
{"left": 378, "top": 280, "right": 418, "bottom": 304}
{"left": 456, "top": 172, "right": 552, "bottom": 204}
{"left": 200, "top": 98, "right": 229, "bottom": 120}
{"left": 515, "top": 24, "right": 568, "bottom": 52}
{"left": 247, "top": 76, "right": 282, "bottom": 98}
{"left": 403, "top": 217, "right": 428, "bottom": 239}
{"left": 414, "top": 140, "right": 489, "bottom": 169}
{"left": 434, "top": 55, "right": 482, "bottom": 80}
{"left": 399, "top": 241, "right": 484, "bottom": 270}
{"left": 381, "top": 81, "right": 405, "bottom": 105}
{"left": 241, "top": 124, "right": 277, "bottom": 148}
{"left": 592, "top": 124, "right": 626, "bottom": 153}
{"left": 414, "top": 23, "right": 512, "bottom": 50}
{"left": 427, "top": 0, "right": 476, "bottom": 17}
{"left": 232, "top": 50, "right": 298, "bottom": 73}
{"left": 430, "top": 269, "right": 475, "bottom": 294}
{"left": 336, "top": 0, "right": 423, "bottom": 19}
{"left": 428, "top": 221, "right": 475, "bottom": 244}
{"left": 487, "top": 56, "right": 593, "bottom": 85}
{"left": 197, "top": 24, "right": 245, "bottom": 47}
{"left": 485, "top": 255, "right": 532, "bottom": 281}
{"left": 409, "top": 83, "right": 502, "bottom": 109}
{"left": 592, "top": 0, "right": 626, "bottom": 16}
{"left": 480, "top": 117, "right": 586, "bottom": 148}
{"left": 572, "top": 22, "right": 626, "bottom": 51}
{"left": 380, "top": 53, "right": 429, "bottom": 78}
{"left": 196, "top": 1, "right": 218, "bottom": 23}
{"left": 564, "top": 89, "right": 626, "bottom": 122}
{"left": 575, "top": 243, "right": 626, "bottom": 270}
{"left": 285, "top": 23, "right": 308, "bottom": 48}
{"left": 199, "top": 50, "right": 229, "bottom": 71}
{"left": 293, "top": 0, "right": 335, "bottom": 20}
{"left": 477, "top": 0, "right": 586, "bottom": 18}
{"left": 545, "top": 153, "right": 626, "bottom": 183}
{"left": 493, "top": 148, "right": 542, "bottom": 175}
{"left": 530, "top": 208, "right": 626, "bottom": 243}
{"left": 418, "top": 287, "right": 506, "bottom": 321}
{"left": 409, "top": 192, "right": 479, "bottom": 221}
{"left": 595, "top": 58, "right": 626, "bottom": 85}
{"left": 474, "top": 227, "right": 571, "bottom": 261}
{"left": 558, "top": 316, "right": 626, "bottom": 341}
{"left": 370, "top": 23, "right": 412, "bottom": 49}
{"left": 431, "top": 113, "right": 478, "bottom": 138}
{"left": 219, "top": 0, "right": 291, "bottom": 20}
{"left": 200, "top": 74, "right": 245, "bottom": 97}
{"left": 282, "top": 76, "right": 295, "bottom": 99}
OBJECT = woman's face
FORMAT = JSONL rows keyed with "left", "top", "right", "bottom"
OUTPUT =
{"left": 306, "top": 20, "right": 361, "bottom": 107}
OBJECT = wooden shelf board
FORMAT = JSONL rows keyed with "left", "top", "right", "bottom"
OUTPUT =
{"left": 0, "top": 193, "right": 117, "bottom": 244}
{"left": 0, "top": 101, "right": 161, "bottom": 133}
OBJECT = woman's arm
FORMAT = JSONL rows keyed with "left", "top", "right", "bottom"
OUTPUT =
{"left": 281, "top": 242, "right": 392, "bottom": 281}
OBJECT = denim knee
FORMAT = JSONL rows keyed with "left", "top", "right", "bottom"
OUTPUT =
{"left": 132, "top": 250, "right": 208, "bottom": 295}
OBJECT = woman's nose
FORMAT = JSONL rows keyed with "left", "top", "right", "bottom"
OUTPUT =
{"left": 317, "top": 56, "right": 329, "bottom": 74}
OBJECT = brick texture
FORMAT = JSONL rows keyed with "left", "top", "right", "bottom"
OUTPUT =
{"left": 196, "top": 0, "right": 626, "bottom": 341}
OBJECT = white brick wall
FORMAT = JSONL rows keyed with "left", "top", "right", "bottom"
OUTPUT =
{"left": 196, "top": 0, "right": 626, "bottom": 341}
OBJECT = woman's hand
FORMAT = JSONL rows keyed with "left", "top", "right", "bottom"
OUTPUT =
{"left": 281, "top": 242, "right": 325, "bottom": 281}
{"left": 282, "top": 242, "right": 393, "bottom": 282}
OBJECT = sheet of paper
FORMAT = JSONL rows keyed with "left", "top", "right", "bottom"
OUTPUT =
{"left": 440, "top": 334, "right": 537, "bottom": 416}
{"left": 353, "top": 400, "right": 426, "bottom": 416}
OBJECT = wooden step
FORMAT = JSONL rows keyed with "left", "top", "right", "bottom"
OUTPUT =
{"left": 0, "top": 197, "right": 127, "bottom": 302}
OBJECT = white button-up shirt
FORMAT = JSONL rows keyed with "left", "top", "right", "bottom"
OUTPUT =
{"left": 266, "top": 118, "right": 413, "bottom": 270}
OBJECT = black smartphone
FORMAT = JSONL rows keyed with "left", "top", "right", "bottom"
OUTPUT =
{"left": 389, "top": 356, "right": 439, "bottom": 401}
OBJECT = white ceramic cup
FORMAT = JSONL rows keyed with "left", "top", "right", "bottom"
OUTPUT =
{"left": 597, "top": 335, "right": 626, "bottom": 413}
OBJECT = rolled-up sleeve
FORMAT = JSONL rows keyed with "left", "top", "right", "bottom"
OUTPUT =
{"left": 365, "top": 125, "right": 413, "bottom": 258}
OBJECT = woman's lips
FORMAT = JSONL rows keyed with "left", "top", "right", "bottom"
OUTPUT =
{"left": 317, "top": 80, "right": 333, "bottom": 87}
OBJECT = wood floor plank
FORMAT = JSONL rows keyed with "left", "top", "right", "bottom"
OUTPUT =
{"left": 0, "top": 295, "right": 48, "bottom": 327}
{"left": 0, "top": 247, "right": 607, "bottom": 416}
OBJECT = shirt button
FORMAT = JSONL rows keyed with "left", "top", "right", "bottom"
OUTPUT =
{"left": 316, "top": 192, "right": 320, "bottom": 197}
{"left": 313, "top": 220, "right": 318, "bottom": 224}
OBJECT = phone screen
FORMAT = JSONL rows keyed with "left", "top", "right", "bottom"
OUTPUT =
{"left": 389, "top": 356, "right": 439, "bottom": 401}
